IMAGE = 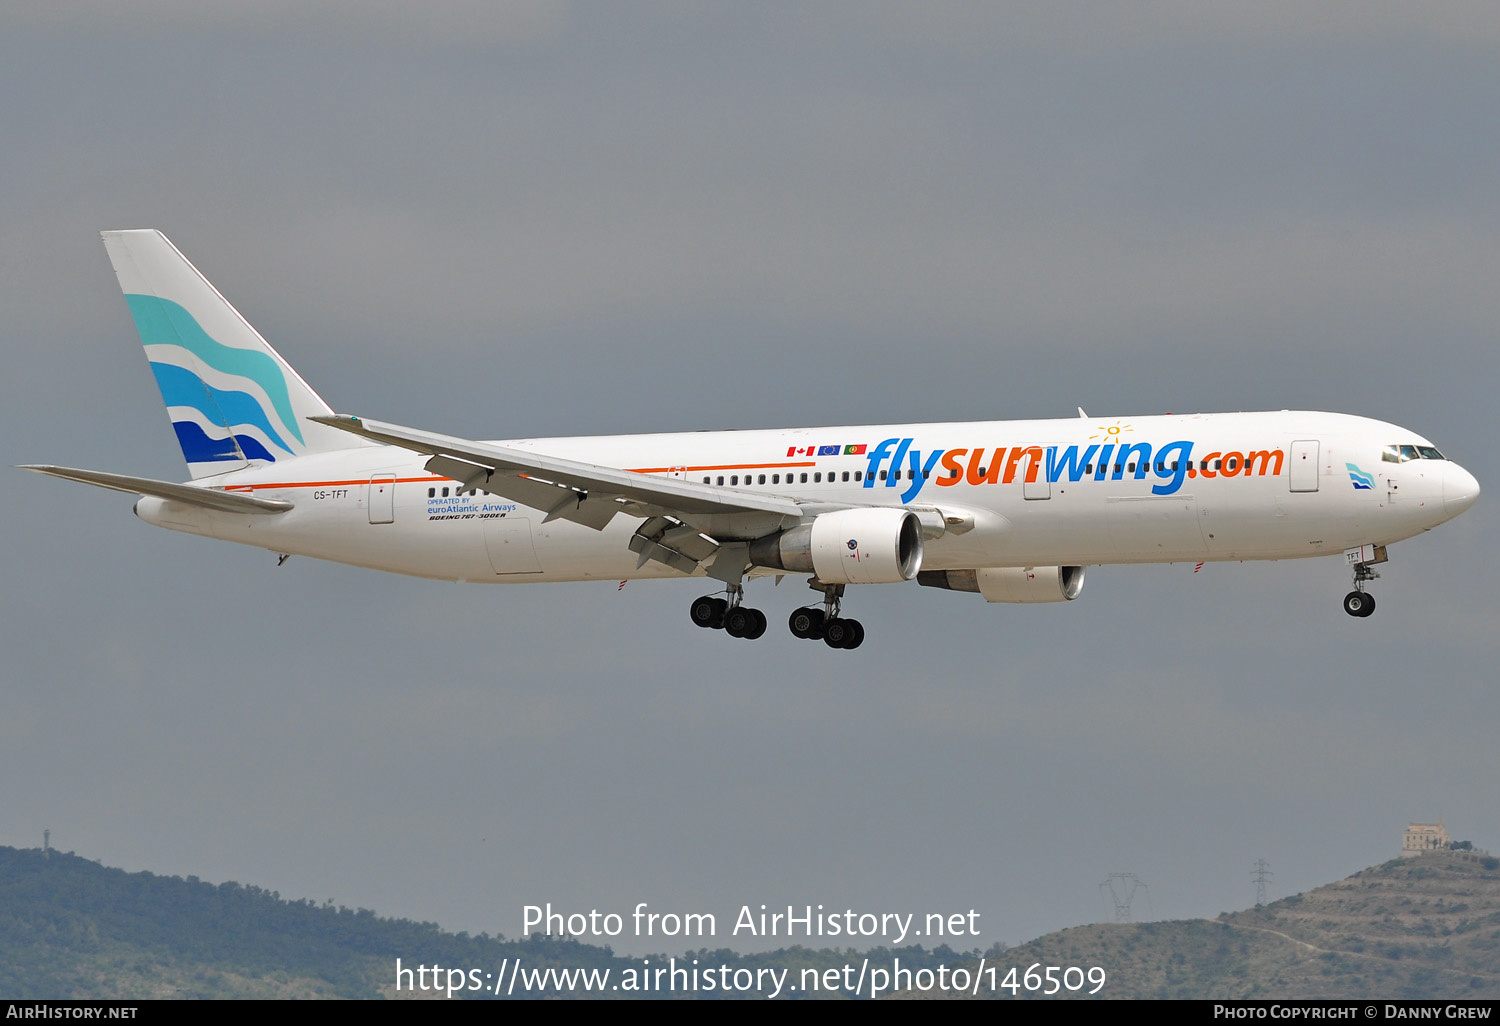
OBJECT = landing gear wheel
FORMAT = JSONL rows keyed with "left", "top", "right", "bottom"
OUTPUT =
{"left": 822, "top": 617, "right": 850, "bottom": 649}
{"left": 841, "top": 619, "right": 865, "bottom": 650}
{"left": 724, "top": 607, "right": 751, "bottom": 638}
{"left": 1343, "top": 591, "right": 1375, "bottom": 618}
{"left": 690, "top": 596, "right": 727, "bottom": 629}
{"left": 745, "top": 608, "right": 768, "bottom": 640}
{"left": 789, "top": 606, "right": 825, "bottom": 640}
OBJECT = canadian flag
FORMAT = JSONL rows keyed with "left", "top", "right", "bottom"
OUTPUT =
{"left": 787, "top": 446, "right": 815, "bottom": 457}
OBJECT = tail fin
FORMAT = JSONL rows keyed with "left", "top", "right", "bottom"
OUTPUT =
{"left": 102, "top": 229, "right": 368, "bottom": 478}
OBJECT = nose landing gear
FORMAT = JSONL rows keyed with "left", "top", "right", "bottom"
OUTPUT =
{"left": 1342, "top": 546, "right": 1385, "bottom": 618}
{"left": 789, "top": 582, "right": 864, "bottom": 650}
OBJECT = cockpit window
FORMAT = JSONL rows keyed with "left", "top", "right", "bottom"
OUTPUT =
{"left": 1386, "top": 443, "right": 1448, "bottom": 462}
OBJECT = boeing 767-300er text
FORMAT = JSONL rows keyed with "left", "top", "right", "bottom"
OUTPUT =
{"left": 23, "top": 231, "right": 1481, "bottom": 649}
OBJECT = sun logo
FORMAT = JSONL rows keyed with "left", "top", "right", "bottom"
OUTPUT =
{"left": 1090, "top": 420, "right": 1133, "bottom": 444}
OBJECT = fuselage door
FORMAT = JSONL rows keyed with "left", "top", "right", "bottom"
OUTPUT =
{"left": 1022, "top": 450, "right": 1050, "bottom": 500}
{"left": 1288, "top": 440, "right": 1319, "bottom": 492}
{"left": 368, "top": 474, "right": 396, "bottom": 524}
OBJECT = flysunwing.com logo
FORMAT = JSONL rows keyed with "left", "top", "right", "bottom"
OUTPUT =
{"left": 777, "top": 437, "right": 1286, "bottom": 503}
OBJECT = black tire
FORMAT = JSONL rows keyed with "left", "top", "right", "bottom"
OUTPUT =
{"left": 690, "top": 596, "right": 720, "bottom": 628}
{"left": 724, "top": 607, "right": 750, "bottom": 638}
{"left": 1343, "top": 591, "right": 1373, "bottom": 618}
{"left": 842, "top": 619, "right": 865, "bottom": 650}
{"left": 745, "top": 608, "right": 768, "bottom": 640}
{"left": 1357, "top": 593, "right": 1376, "bottom": 617}
{"left": 822, "top": 617, "right": 848, "bottom": 649}
{"left": 789, "top": 606, "right": 825, "bottom": 639}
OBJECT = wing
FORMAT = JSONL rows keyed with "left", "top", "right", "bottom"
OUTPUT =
{"left": 310, "top": 414, "right": 811, "bottom": 580}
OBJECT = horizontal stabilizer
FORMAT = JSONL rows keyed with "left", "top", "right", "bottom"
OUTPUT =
{"left": 19, "top": 465, "right": 293, "bottom": 514}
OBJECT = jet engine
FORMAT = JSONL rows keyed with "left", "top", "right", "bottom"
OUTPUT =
{"left": 917, "top": 566, "right": 1085, "bottom": 603}
{"left": 748, "top": 508, "right": 923, "bottom": 584}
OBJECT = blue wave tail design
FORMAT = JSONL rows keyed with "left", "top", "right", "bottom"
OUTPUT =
{"left": 125, "top": 293, "right": 305, "bottom": 445}
{"left": 150, "top": 362, "right": 294, "bottom": 456}
{"left": 1346, "top": 463, "right": 1375, "bottom": 490}
{"left": 173, "top": 421, "right": 278, "bottom": 465}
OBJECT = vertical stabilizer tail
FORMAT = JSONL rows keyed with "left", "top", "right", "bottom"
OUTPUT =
{"left": 102, "top": 229, "right": 366, "bottom": 478}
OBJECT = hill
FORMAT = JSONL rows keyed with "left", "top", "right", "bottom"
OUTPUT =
{"left": 8, "top": 844, "right": 1499, "bottom": 999}
{"left": 898, "top": 851, "right": 1500, "bottom": 999}
{"left": 0, "top": 846, "right": 976, "bottom": 999}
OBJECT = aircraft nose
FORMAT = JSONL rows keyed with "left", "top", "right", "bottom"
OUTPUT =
{"left": 1444, "top": 463, "right": 1480, "bottom": 517}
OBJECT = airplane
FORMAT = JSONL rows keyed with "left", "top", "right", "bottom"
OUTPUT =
{"left": 23, "top": 230, "right": 1481, "bottom": 650}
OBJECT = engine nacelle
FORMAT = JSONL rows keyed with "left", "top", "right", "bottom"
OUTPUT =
{"left": 749, "top": 508, "right": 924, "bottom": 584}
{"left": 917, "top": 566, "right": 1085, "bottom": 603}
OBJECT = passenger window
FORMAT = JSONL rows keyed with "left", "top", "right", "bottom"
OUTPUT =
{"left": 815, "top": 472, "right": 822, "bottom": 483}
{"left": 716, "top": 476, "right": 724, "bottom": 486}
{"left": 772, "top": 474, "right": 780, "bottom": 484}
{"left": 1085, "top": 464, "right": 1093, "bottom": 474}
{"left": 703, "top": 476, "right": 710, "bottom": 484}
{"left": 879, "top": 470, "right": 887, "bottom": 481}
{"left": 842, "top": 471, "right": 850, "bottom": 482}
{"left": 428, "top": 487, "right": 435, "bottom": 498}
{"left": 978, "top": 467, "right": 987, "bottom": 477}
{"left": 1212, "top": 460, "right": 1220, "bottom": 471}
{"left": 442, "top": 487, "right": 449, "bottom": 497}
{"left": 758, "top": 474, "right": 766, "bottom": 484}
{"left": 854, "top": 471, "right": 862, "bottom": 482}
{"left": 1128, "top": 463, "right": 1136, "bottom": 473}
{"left": 922, "top": 470, "right": 929, "bottom": 479}
{"left": 800, "top": 473, "right": 807, "bottom": 483}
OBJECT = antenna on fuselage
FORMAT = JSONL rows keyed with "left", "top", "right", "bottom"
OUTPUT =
{"left": 1077, "top": 407, "right": 1089, "bottom": 419}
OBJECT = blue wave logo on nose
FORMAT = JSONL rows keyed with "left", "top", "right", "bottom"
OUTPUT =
{"left": 1346, "top": 463, "right": 1375, "bottom": 490}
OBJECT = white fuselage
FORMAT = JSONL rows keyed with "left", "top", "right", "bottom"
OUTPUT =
{"left": 131, "top": 410, "right": 1479, "bottom": 586}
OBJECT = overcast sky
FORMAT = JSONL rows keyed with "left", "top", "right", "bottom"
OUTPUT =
{"left": 3, "top": 3, "right": 1497, "bottom": 959}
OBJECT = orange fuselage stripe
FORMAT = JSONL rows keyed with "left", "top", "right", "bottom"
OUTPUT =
{"left": 222, "top": 461, "right": 822, "bottom": 492}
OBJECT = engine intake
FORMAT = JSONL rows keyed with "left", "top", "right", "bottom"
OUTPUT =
{"left": 749, "top": 508, "right": 924, "bottom": 584}
{"left": 918, "top": 566, "right": 1085, "bottom": 603}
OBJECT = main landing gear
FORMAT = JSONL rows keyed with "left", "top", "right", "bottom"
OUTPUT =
{"left": 788, "top": 582, "right": 865, "bottom": 650}
{"left": 689, "top": 585, "right": 767, "bottom": 640}
{"left": 689, "top": 580, "right": 865, "bottom": 649}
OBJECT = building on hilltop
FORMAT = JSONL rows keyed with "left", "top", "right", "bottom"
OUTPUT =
{"left": 1403, "top": 820, "right": 1451, "bottom": 856}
